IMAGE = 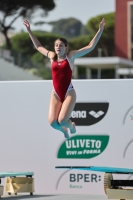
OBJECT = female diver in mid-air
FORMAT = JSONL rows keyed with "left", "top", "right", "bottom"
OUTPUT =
{"left": 23, "top": 18, "right": 105, "bottom": 139}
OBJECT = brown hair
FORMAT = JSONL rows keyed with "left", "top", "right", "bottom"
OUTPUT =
{"left": 53, "top": 38, "right": 68, "bottom": 61}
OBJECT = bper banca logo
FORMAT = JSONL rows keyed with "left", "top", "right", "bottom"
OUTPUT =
{"left": 70, "top": 103, "right": 109, "bottom": 126}
{"left": 56, "top": 171, "right": 101, "bottom": 190}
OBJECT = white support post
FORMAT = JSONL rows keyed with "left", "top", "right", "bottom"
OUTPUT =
{"left": 115, "top": 65, "right": 119, "bottom": 79}
{"left": 97, "top": 68, "right": 101, "bottom": 79}
{"left": 86, "top": 67, "right": 91, "bottom": 79}
{"left": 73, "top": 65, "right": 78, "bottom": 79}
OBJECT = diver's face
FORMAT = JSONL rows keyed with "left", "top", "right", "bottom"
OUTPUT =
{"left": 54, "top": 40, "right": 67, "bottom": 56}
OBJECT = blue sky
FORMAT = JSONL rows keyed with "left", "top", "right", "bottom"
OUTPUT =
{"left": 9, "top": 0, "right": 115, "bottom": 32}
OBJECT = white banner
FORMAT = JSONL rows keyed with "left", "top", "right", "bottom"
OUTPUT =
{"left": 0, "top": 79, "right": 133, "bottom": 194}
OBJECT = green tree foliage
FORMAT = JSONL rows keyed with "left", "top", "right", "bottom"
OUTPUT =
{"left": 0, "top": 0, "right": 55, "bottom": 49}
{"left": 10, "top": 31, "right": 61, "bottom": 79}
{"left": 11, "top": 31, "right": 61, "bottom": 55}
{"left": 48, "top": 18, "right": 88, "bottom": 39}
{"left": 68, "top": 13, "right": 114, "bottom": 57}
{"left": 69, "top": 35, "right": 99, "bottom": 57}
{"left": 69, "top": 35, "right": 91, "bottom": 51}
{"left": 86, "top": 12, "right": 115, "bottom": 56}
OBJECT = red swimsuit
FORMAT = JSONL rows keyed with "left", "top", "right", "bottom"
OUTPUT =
{"left": 51, "top": 57, "right": 73, "bottom": 102}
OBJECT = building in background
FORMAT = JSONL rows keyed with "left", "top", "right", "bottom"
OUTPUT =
{"left": 74, "top": 0, "right": 133, "bottom": 79}
{"left": 115, "top": 0, "right": 133, "bottom": 60}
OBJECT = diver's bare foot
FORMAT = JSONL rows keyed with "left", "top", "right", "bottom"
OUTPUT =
{"left": 70, "top": 122, "right": 76, "bottom": 134}
{"left": 63, "top": 127, "right": 69, "bottom": 139}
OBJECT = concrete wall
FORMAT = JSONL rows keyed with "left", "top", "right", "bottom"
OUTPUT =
{"left": 0, "top": 57, "right": 42, "bottom": 81}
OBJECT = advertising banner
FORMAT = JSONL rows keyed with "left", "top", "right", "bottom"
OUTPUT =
{"left": 0, "top": 79, "right": 133, "bottom": 194}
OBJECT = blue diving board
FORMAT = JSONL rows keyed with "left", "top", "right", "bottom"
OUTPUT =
{"left": 0, "top": 172, "right": 34, "bottom": 178}
{"left": 55, "top": 166, "right": 133, "bottom": 174}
